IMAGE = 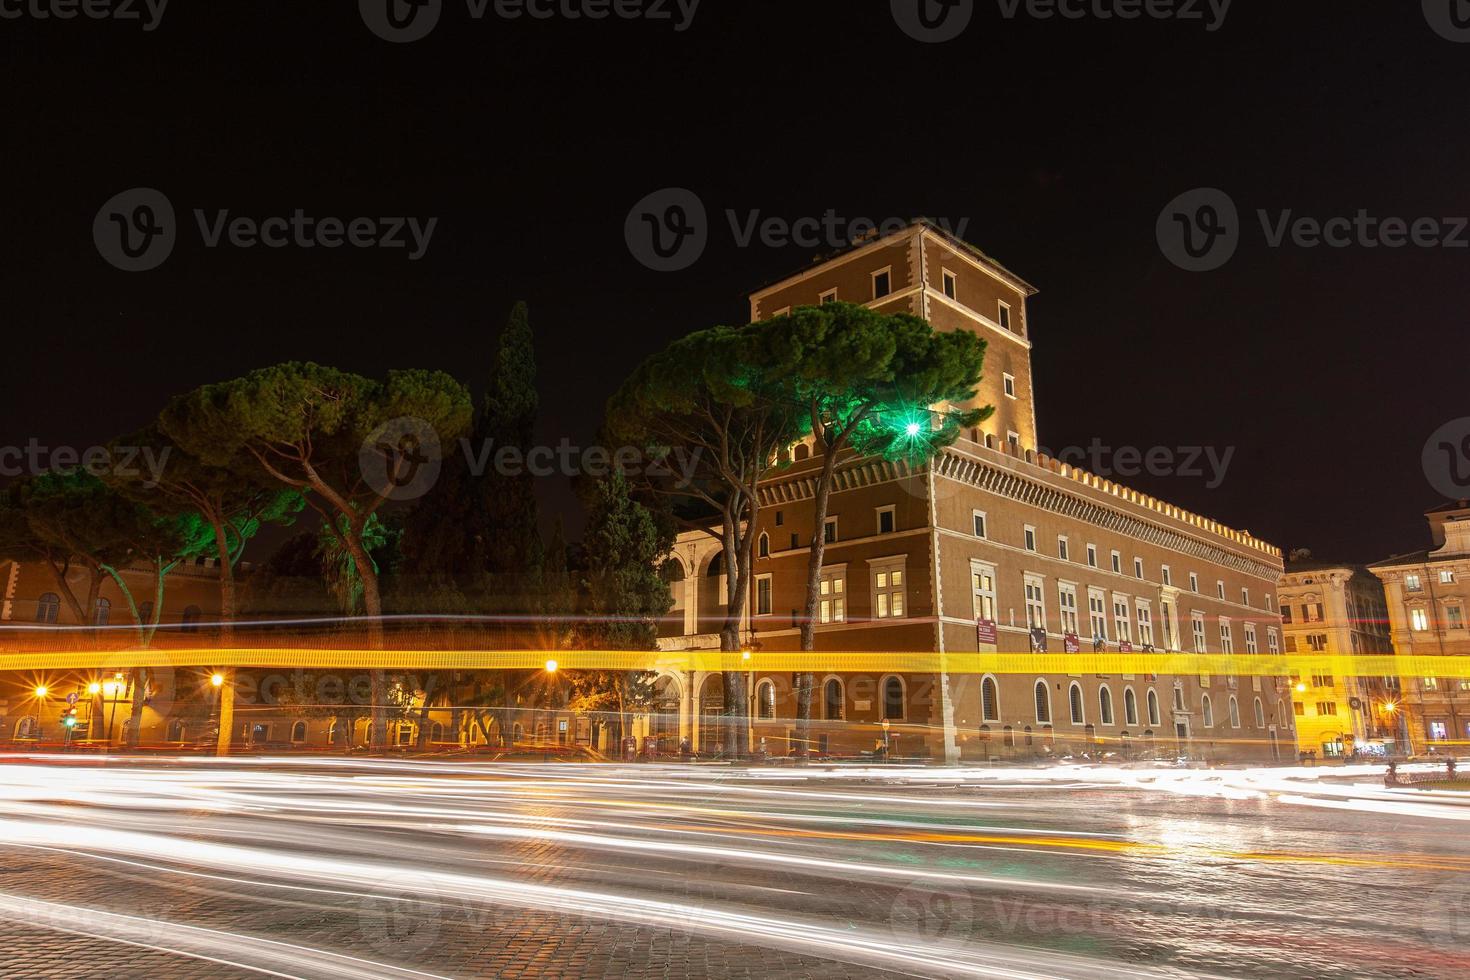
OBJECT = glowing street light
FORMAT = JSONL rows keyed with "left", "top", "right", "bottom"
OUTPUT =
{"left": 210, "top": 673, "right": 226, "bottom": 688}
{"left": 545, "top": 659, "right": 558, "bottom": 674}
{"left": 88, "top": 682, "right": 102, "bottom": 696}
{"left": 1295, "top": 682, "right": 1307, "bottom": 694}
{"left": 33, "top": 685, "right": 48, "bottom": 699}
{"left": 905, "top": 422, "right": 922, "bottom": 437}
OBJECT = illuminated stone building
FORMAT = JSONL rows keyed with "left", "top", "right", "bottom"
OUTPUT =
{"left": 1370, "top": 500, "right": 1470, "bottom": 755}
{"left": 1276, "top": 554, "right": 1400, "bottom": 758}
{"left": 659, "top": 220, "right": 1293, "bottom": 763}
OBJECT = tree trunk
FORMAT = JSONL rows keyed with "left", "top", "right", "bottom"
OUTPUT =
{"left": 125, "top": 667, "right": 148, "bottom": 749}
{"left": 415, "top": 674, "right": 440, "bottom": 750}
{"left": 338, "top": 522, "right": 387, "bottom": 747}
{"left": 211, "top": 516, "right": 237, "bottom": 646}
{"left": 795, "top": 439, "right": 841, "bottom": 759}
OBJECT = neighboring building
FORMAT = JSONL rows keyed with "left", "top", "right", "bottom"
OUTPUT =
{"left": 658, "top": 220, "right": 1292, "bottom": 764}
{"left": 1277, "top": 553, "right": 1401, "bottom": 758}
{"left": 1370, "top": 500, "right": 1470, "bottom": 756}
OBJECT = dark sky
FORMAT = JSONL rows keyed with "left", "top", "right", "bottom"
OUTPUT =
{"left": 2, "top": 1, "right": 1466, "bottom": 564}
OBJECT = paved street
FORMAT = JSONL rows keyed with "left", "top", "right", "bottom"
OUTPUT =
{"left": 0, "top": 758, "right": 1467, "bottom": 979}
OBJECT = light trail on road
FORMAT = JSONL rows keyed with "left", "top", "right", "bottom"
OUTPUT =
{"left": 0, "top": 758, "right": 1466, "bottom": 978}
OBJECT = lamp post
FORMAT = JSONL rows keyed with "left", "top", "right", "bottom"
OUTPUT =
{"left": 102, "top": 673, "right": 127, "bottom": 747}
{"left": 881, "top": 717, "right": 891, "bottom": 759}
{"left": 32, "top": 686, "right": 49, "bottom": 742}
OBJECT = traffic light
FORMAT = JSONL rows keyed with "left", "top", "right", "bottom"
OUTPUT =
{"left": 62, "top": 707, "right": 78, "bottom": 729}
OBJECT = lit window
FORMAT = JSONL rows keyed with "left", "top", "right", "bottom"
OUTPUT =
{"left": 1411, "top": 608, "right": 1430, "bottom": 631}
{"left": 1058, "top": 584, "right": 1080, "bottom": 635}
{"left": 819, "top": 570, "right": 846, "bottom": 624}
{"left": 872, "top": 561, "right": 906, "bottom": 620}
{"left": 972, "top": 564, "right": 997, "bottom": 622}
{"left": 758, "top": 681, "right": 776, "bottom": 719}
{"left": 1441, "top": 570, "right": 1456, "bottom": 585}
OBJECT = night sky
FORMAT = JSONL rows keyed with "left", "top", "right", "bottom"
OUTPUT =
{"left": 3, "top": 1, "right": 1466, "bottom": 564}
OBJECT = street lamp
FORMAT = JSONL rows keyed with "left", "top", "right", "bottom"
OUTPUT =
{"left": 102, "top": 673, "right": 127, "bottom": 747}
{"left": 881, "top": 717, "right": 891, "bottom": 758}
{"left": 210, "top": 673, "right": 225, "bottom": 688}
{"left": 544, "top": 660, "right": 558, "bottom": 674}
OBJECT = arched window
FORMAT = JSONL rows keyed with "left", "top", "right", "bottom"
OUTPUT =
{"left": 93, "top": 597, "right": 110, "bottom": 626}
{"left": 1034, "top": 680, "right": 1051, "bottom": 724}
{"left": 181, "top": 606, "right": 203, "bottom": 632}
{"left": 1147, "top": 689, "right": 1161, "bottom": 726}
{"left": 1254, "top": 697, "right": 1265, "bottom": 728}
{"left": 1202, "top": 694, "right": 1214, "bottom": 728}
{"left": 1124, "top": 687, "right": 1139, "bottom": 726}
{"left": 882, "top": 676, "right": 905, "bottom": 721}
{"left": 823, "top": 678, "right": 843, "bottom": 720}
{"left": 794, "top": 444, "right": 810, "bottom": 461}
{"left": 15, "top": 716, "right": 38, "bottom": 739}
{"left": 707, "top": 553, "right": 723, "bottom": 577}
{"left": 1069, "top": 683, "right": 1085, "bottom": 725}
{"left": 1024, "top": 725, "right": 1034, "bottom": 746}
{"left": 430, "top": 722, "right": 445, "bottom": 742}
{"left": 981, "top": 676, "right": 1000, "bottom": 723}
{"left": 1229, "top": 696, "right": 1241, "bottom": 728}
{"left": 1098, "top": 686, "right": 1114, "bottom": 726}
{"left": 35, "top": 593, "right": 60, "bottom": 624}
{"left": 1003, "top": 725, "right": 1014, "bottom": 747}
{"left": 758, "top": 533, "right": 770, "bottom": 559}
{"left": 291, "top": 721, "right": 307, "bottom": 743}
{"left": 757, "top": 680, "right": 776, "bottom": 720}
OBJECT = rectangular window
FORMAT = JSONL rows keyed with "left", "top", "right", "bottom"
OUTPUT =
{"left": 1087, "top": 544, "right": 1098, "bottom": 568}
{"left": 824, "top": 517, "right": 838, "bottom": 545}
{"left": 1003, "top": 373, "right": 1016, "bottom": 398}
{"left": 775, "top": 510, "right": 784, "bottom": 526}
{"left": 1219, "top": 620, "right": 1234, "bottom": 654}
{"left": 1189, "top": 573, "right": 1199, "bottom": 593}
{"left": 973, "top": 511, "right": 988, "bottom": 538}
{"left": 1241, "top": 588, "right": 1250, "bottom": 606}
{"left": 1244, "top": 624, "right": 1258, "bottom": 654}
{"left": 1317, "top": 702, "right": 1338, "bottom": 716}
{"left": 941, "top": 269, "right": 957, "bottom": 299}
{"left": 1058, "top": 583, "right": 1080, "bottom": 635}
{"left": 1134, "top": 558, "right": 1144, "bottom": 580}
{"left": 1024, "top": 525, "right": 1037, "bottom": 552}
{"left": 1057, "top": 536, "right": 1069, "bottom": 561}
{"left": 1024, "top": 576, "right": 1047, "bottom": 631}
{"left": 790, "top": 533, "right": 800, "bottom": 550}
{"left": 872, "top": 268, "right": 892, "bottom": 299}
{"left": 997, "top": 301, "right": 1012, "bottom": 331}
{"left": 1267, "top": 628, "right": 1280, "bottom": 654}
{"left": 1441, "top": 570, "right": 1456, "bottom": 585}
{"left": 1281, "top": 604, "right": 1294, "bottom": 624}
{"left": 1113, "top": 597, "right": 1132, "bottom": 644}
{"left": 1216, "top": 581, "right": 1226, "bottom": 600}
{"left": 755, "top": 575, "right": 773, "bottom": 616}
{"left": 1161, "top": 565, "right": 1172, "bottom": 587}
{"left": 1007, "top": 431, "right": 1021, "bottom": 450}
{"left": 819, "top": 569, "right": 846, "bottom": 624}
{"left": 1266, "top": 594, "right": 1274, "bottom": 612}
{"left": 972, "top": 564, "right": 997, "bottom": 622}
{"left": 1424, "top": 677, "right": 1439, "bottom": 692}
{"left": 1405, "top": 574, "right": 1423, "bottom": 592}
{"left": 1285, "top": 635, "right": 1299, "bottom": 653}
{"left": 1111, "top": 551, "right": 1122, "bottom": 574}
{"left": 1449, "top": 606, "right": 1465, "bottom": 630}
{"left": 872, "top": 561, "right": 906, "bottom": 619}
{"left": 819, "top": 288, "right": 838, "bottom": 304}
{"left": 1136, "top": 601, "right": 1154, "bottom": 648}
{"left": 1161, "top": 599, "right": 1175, "bottom": 649}
{"left": 1192, "top": 613, "right": 1207, "bottom": 654}
{"left": 1430, "top": 721, "right": 1448, "bottom": 740}
{"left": 876, "top": 505, "right": 896, "bottom": 535}
{"left": 1305, "top": 602, "right": 1324, "bottom": 623}
{"left": 1411, "top": 608, "right": 1430, "bottom": 631}
{"left": 1088, "top": 588, "right": 1108, "bottom": 644}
